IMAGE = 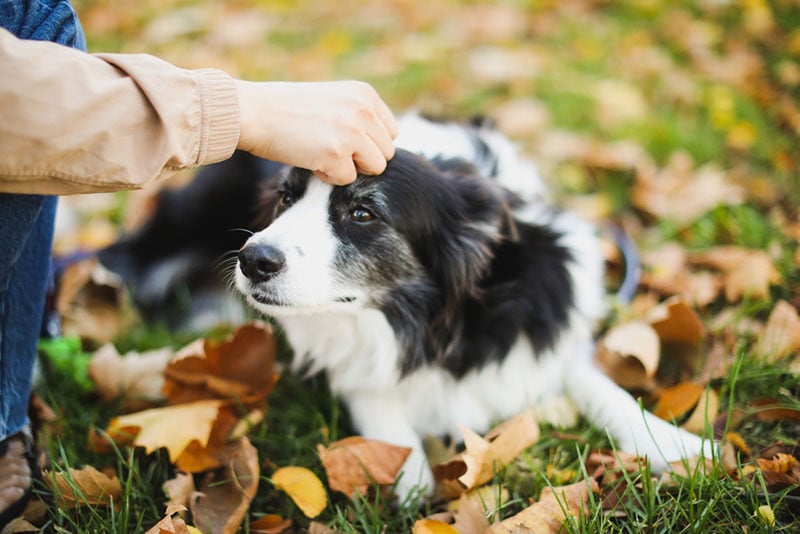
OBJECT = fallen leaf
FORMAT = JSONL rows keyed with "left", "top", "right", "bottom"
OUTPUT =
{"left": 164, "top": 323, "right": 278, "bottom": 409}
{"left": 318, "top": 437, "right": 411, "bottom": 498}
{"left": 435, "top": 410, "right": 539, "bottom": 493}
{"left": 487, "top": 478, "right": 599, "bottom": 534}
{"left": 585, "top": 450, "right": 645, "bottom": 484}
{"left": 104, "top": 399, "right": 228, "bottom": 465}
{"left": 190, "top": 437, "right": 260, "bottom": 534}
{"left": 681, "top": 388, "right": 719, "bottom": 435}
{"left": 145, "top": 504, "right": 191, "bottom": 534}
{"left": 163, "top": 472, "right": 195, "bottom": 510}
{"left": 755, "top": 300, "right": 800, "bottom": 363}
{"left": 689, "top": 246, "right": 780, "bottom": 302}
{"left": 271, "top": 466, "right": 327, "bottom": 519}
{"left": 632, "top": 154, "right": 744, "bottom": 226}
{"left": 250, "top": 514, "right": 293, "bottom": 534}
{"left": 653, "top": 382, "right": 704, "bottom": 422}
{"left": 412, "top": 519, "right": 458, "bottom": 534}
{"left": 55, "top": 257, "right": 137, "bottom": 344}
{"left": 47, "top": 465, "right": 122, "bottom": 509}
{"left": 450, "top": 491, "right": 493, "bottom": 533}
{"left": 596, "top": 321, "right": 660, "bottom": 390}
{"left": 753, "top": 453, "right": 800, "bottom": 493}
{"left": 88, "top": 343, "right": 173, "bottom": 411}
{"left": 751, "top": 398, "right": 800, "bottom": 422}
{"left": 646, "top": 297, "right": 705, "bottom": 346}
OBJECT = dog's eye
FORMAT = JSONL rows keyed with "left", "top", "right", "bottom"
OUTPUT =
{"left": 277, "top": 191, "right": 295, "bottom": 208}
{"left": 349, "top": 207, "right": 375, "bottom": 223}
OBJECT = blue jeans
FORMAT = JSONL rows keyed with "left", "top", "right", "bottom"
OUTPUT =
{"left": 0, "top": 0, "right": 85, "bottom": 441}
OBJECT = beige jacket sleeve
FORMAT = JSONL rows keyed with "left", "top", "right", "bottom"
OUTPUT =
{"left": 0, "top": 27, "right": 240, "bottom": 195}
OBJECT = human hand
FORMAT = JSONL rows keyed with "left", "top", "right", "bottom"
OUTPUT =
{"left": 236, "top": 80, "right": 397, "bottom": 185}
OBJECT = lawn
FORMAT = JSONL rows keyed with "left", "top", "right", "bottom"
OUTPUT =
{"left": 17, "top": 0, "right": 800, "bottom": 532}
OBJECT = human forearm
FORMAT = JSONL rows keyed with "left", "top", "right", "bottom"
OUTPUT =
{"left": 0, "top": 27, "right": 239, "bottom": 195}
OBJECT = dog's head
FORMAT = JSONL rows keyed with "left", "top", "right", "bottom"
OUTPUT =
{"left": 235, "top": 149, "right": 511, "bottom": 317}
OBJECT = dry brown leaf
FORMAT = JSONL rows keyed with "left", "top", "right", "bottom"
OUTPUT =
{"left": 435, "top": 410, "right": 539, "bottom": 493}
{"left": 752, "top": 453, "right": 800, "bottom": 493}
{"left": 755, "top": 300, "right": 800, "bottom": 363}
{"left": 632, "top": 154, "right": 744, "bottom": 226}
{"left": 585, "top": 450, "right": 645, "bottom": 484}
{"left": 163, "top": 472, "right": 195, "bottom": 510}
{"left": 450, "top": 491, "right": 493, "bottom": 533}
{"left": 190, "top": 437, "right": 260, "bottom": 534}
{"left": 596, "top": 321, "right": 660, "bottom": 390}
{"left": 0, "top": 517, "right": 39, "bottom": 533}
{"left": 47, "top": 465, "right": 122, "bottom": 509}
{"left": 487, "top": 479, "right": 599, "bottom": 534}
{"left": 271, "top": 466, "right": 327, "bottom": 519}
{"left": 104, "top": 399, "right": 227, "bottom": 464}
{"left": 88, "top": 343, "right": 173, "bottom": 411}
{"left": 317, "top": 437, "right": 411, "bottom": 498}
{"left": 751, "top": 399, "right": 800, "bottom": 422}
{"left": 681, "top": 388, "right": 719, "bottom": 435}
{"left": 646, "top": 297, "right": 705, "bottom": 346}
{"left": 250, "top": 514, "right": 292, "bottom": 534}
{"left": 412, "top": 519, "right": 459, "bottom": 534}
{"left": 144, "top": 504, "right": 191, "bottom": 534}
{"left": 164, "top": 322, "right": 278, "bottom": 409}
{"left": 56, "top": 257, "right": 137, "bottom": 344}
{"left": 653, "top": 382, "right": 704, "bottom": 422}
{"left": 689, "top": 246, "right": 780, "bottom": 302}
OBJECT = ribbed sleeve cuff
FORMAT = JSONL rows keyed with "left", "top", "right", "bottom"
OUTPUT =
{"left": 193, "top": 68, "right": 240, "bottom": 165}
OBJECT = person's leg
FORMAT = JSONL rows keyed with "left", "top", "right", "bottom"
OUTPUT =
{"left": 0, "top": 0, "right": 86, "bottom": 522}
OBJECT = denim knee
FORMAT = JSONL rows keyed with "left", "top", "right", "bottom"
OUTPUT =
{"left": 0, "top": 0, "right": 86, "bottom": 50}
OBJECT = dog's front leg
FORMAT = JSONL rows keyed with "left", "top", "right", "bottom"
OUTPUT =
{"left": 345, "top": 391, "right": 435, "bottom": 501}
{"left": 564, "top": 341, "right": 715, "bottom": 470}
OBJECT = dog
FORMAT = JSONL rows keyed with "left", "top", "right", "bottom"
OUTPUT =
{"left": 233, "top": 114, "right": 711, "bottom": 498}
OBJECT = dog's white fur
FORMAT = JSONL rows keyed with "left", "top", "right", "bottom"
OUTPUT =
{"left": 236, "top": 114, "right": 712, "bottom": 497}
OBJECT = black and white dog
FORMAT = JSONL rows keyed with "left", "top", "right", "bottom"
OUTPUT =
{"left": 233, "top": 114, "right": 710, "bottom": 497}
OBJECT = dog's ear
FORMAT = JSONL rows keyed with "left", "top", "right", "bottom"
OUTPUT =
{"left": 419, "top": 171, "right": 507, "bottom": 301}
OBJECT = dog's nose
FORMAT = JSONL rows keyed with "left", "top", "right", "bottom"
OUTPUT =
{"left": 238, "top": 244, "right": 286, "bottom": 282}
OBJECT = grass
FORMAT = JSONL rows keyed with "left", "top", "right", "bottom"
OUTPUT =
{"left": 26, "top": 0, "right": 800, "bottom": 531}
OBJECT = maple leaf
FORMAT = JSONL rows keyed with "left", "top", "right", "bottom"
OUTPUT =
{"left": 164, "top": 322, "right": 279, "bottom": 409}
{"left": 317, "top": 436, "right": 411, "bottom": 498}
{"left": 104, "top": 399, "right": 229, "bottom": 466}
{"left": 271, "top": 466, "right": 328, "bottom": 518}
{"left": 190, "top": 437, "right": 260, "bottom": 534}
{"left": 487, "top": 478, "right": 599, "bottom": 534}
{"left": 47, "top": 465, "right": 122, "bottom": 509}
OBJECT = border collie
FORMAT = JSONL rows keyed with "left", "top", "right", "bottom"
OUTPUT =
{"left": 234, "top": 114, "right": 710, "bottom": 497}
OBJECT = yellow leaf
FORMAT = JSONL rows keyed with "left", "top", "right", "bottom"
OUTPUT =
{"left": 106, "top": 399, "right": 224, "bottom": 461}
{"left": 412, "top": 519, "right": 459, "bottom": 534}
{"left": 272, "top": 466, "right": 327, "bottom": 518}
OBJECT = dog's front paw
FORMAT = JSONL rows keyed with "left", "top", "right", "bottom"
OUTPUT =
{"left": 621, "top": 413, "right": 716, "bottom": 473}
{"left": 393, "top": 448, "right": 435, "bottom": 503}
